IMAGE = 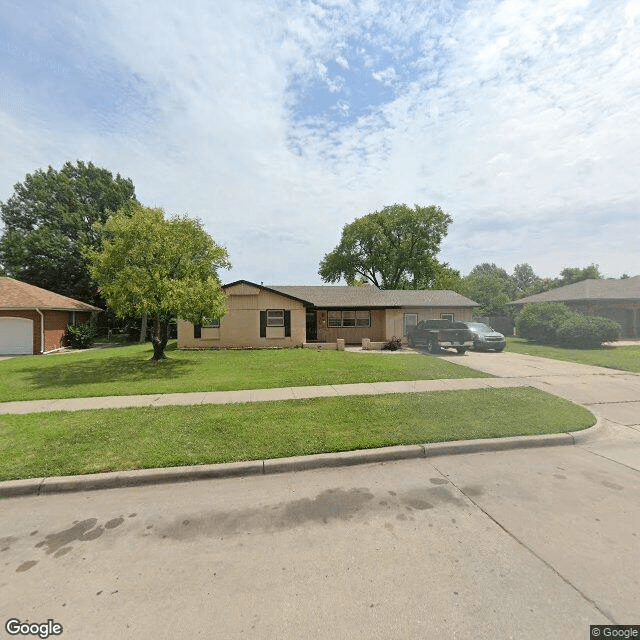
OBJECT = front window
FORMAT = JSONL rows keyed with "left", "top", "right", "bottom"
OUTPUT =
{"left": 266, "top": 309, "right": 284, "bottom": 327}
{"left": 342, "top": 311, "right": 356, "bottom": 327}
{"left": 203, "top": 318, "right": 220, "bottom": 328}
{"left": 328, "top": 311, "right": 342, "bottom": 327}
{"left": 440, "top": 313, "right": 454, "bottom": 321}
{"left": 356, "top": 310, "right": 370, "bottom": 327}
{"left": 327, "top": 310, "right": 370, "bottom": 327}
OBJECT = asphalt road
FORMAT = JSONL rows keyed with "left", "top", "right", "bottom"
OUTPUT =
{"left": 2, "top": 426, "right": 639, "bottom": 640}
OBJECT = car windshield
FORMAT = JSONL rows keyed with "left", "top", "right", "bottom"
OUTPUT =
{"left": 467, "top": 323, "right": 492, "bottom": 332}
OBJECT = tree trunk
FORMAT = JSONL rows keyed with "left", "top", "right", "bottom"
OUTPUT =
{"left": 151, "top": 313, "right": 169, "bottom": 361}
{"left": 139, "top": 314, "right": 147, "bottom": 343}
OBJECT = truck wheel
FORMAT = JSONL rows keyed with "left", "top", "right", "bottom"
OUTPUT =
{"left": 456, "top": 347, "right": 467, "bottom": 354}
{"left": 408, "top": 336, "right": 415, "bottom": 347}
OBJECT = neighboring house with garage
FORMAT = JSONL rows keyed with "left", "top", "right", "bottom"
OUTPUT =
{"left": 508, "top": 276, "right": 640, "bottom": 339}
{"left": 177, "top": 279, "right": 479, "bottom": 349}
{"left": 0, "top": 277, "right": 101, "bottom": 355}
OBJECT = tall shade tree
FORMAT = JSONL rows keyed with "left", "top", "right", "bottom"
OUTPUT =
{"left": 462, "top": 263, "right": 516, "bottom": 316}
{"left": 319, "top": 203, "right": 453, "bottom": 289}
{"left": 86, "top": 205, "right": 230, "bottom": 361}
{"left": 554, "top": 264, "right": 602, "bottom": 287}
{"left": 0, "top": 160, "right": 137, "bottom": 304}
{"left": 512, "top": 263, "right": 541, "bottom": 297}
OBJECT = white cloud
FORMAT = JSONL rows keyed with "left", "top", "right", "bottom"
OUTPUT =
{"left": 371, "top": 66, "right": 397, "bottom": 86}
{"left": 1, "top": 0, "right": 639, "bottom": 283}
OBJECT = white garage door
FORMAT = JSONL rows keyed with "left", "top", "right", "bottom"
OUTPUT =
{"left": 0, "top": 317, "right": 34, "bottom": 355}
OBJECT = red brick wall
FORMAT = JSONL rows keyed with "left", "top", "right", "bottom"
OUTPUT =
{"left": 0, "top": 309, "right": 93, "bottom": 353}
{"left": 44, "top": 310, "right": 72, "bottom": 352}
{"left": 0, "top": 310, "right": 42, "bottom": 353}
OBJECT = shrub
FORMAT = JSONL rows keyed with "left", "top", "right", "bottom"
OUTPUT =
{"left": 383, "top": 336, "right": 403, "bottom": 351}
{"left": 589, "top": 316, "right": 620, "bottom": 343}
{"left": 557, "top": 316, "right": 620, "bottom": 348}
{"left": 515, "top": 302, "right": 575, "bottom": 344}
{"left": 62, "top": 323, "right": 96, "bottom": 349}
{"left": 516, "top": 302, "right": 621, "bottom": 348}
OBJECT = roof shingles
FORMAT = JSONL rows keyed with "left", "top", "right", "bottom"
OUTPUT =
{"left": 0, "top": 277, "right": 101, "bottom": 311}
{"left": 509, "top": 276, "right": 640, "bottom": 305}
{"left": 225, "top": 281, "right": 478, "bottom": 308}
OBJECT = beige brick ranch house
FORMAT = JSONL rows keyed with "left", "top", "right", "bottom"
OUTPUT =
{"left": 177, "top": 280, "right": 479, "bottom": 349}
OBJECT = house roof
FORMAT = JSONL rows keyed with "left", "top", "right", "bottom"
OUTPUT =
{"left": 224, "top": 280, "right": 478, "bottom": 308}
{"left": 509, "top": 276, "right": 640, "bottom": 305}
{"left": 0, "top": 277, "right": 102, "bottom": 312}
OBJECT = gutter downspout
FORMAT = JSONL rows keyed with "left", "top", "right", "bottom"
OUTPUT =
{"left": 35, "top": 308, "right": 45, "bottom": 354}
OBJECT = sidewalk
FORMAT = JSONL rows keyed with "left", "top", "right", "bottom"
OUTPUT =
{"left": 0, "top": 377, "right": 528, "bottom": 414}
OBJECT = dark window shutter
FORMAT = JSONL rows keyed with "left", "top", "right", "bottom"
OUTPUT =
{"left": 194, "top": 324, "right": 202, "bottom": 339}
{"left": 260, "top": 311, "right": 267, "bottom": 338}
{"left": 284, "top": 310, "right": 291, "bottom": 337}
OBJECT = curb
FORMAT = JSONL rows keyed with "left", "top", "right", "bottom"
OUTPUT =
{"left": 0, "top": 418, "right": 602, "bottom": 498}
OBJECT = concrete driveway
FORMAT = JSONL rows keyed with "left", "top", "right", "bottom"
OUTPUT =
{"left": 439, "top": 350, "right": 640, "bottom": 428}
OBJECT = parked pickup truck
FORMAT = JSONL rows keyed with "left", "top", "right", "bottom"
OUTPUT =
{"left": 407, "top": 320, "right": 474, "bottom": 354}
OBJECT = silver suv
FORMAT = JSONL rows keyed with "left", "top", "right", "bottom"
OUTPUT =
{"left": 461, "top": 322, "right": 506, "bottom": 352}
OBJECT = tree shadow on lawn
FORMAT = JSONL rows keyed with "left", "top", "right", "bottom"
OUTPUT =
{"left": 23, "top": 353, "right": 194, "bottom": 391}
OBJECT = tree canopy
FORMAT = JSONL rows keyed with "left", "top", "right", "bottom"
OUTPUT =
{"left": 86, "top": 204, "right": 230, "bottom": 361}
{"left": 553, "top": 264, "right": 602, "bottom": 287}
{"left": 0, "top": 160, "right": 137, "bottom": 304}
{"left": 319, "top": 203, "right": 452, "bottom": 289}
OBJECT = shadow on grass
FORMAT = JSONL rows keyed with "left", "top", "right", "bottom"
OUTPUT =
{"left": 24, "top": 353, "right": 194, "bottom": 390}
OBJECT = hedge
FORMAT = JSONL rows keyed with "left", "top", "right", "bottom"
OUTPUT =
{"left": 515, "top": 302, "right": 620, "bottom": 348}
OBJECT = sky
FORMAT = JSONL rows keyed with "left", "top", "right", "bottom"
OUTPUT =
{"left": 1, "top": 0, "right": 639, "bottom": 285}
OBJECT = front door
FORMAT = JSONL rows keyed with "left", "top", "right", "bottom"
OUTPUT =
{"left": 305, "top": 309, "right": 317, "bottom": 341}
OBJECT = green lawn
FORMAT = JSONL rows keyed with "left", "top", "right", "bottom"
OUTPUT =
{"left": 0, "top": 388, "right": 594, "bottom": 481}
{"left": 0, "top": 342, "right": 489, "bottom": 402}
{"left": 506, "top": 337, "right": 640, "bottom": 373}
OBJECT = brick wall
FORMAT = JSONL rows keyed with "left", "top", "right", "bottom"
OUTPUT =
{"left": 0, "top": 309, "right": 93, "bottom": 353}
{"left": 44, "top": 310, "right": 71, "bottom": 352}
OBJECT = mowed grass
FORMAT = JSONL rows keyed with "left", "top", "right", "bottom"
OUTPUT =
{"left": 506, "top": 337, "right": 640, "bottom": 373}
{"left": 0, "top": 342, "right": 489, "bottom": 402}
{"left": 0, "top": 388, "right": 594, "bottom": 481}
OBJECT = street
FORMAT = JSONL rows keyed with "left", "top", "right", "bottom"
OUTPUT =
{"left": 2, "top": 424, "right": 639, "bottom": 639}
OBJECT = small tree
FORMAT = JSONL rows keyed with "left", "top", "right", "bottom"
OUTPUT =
{"left": 86, "top": 204, "right": 230, "bottom": 361}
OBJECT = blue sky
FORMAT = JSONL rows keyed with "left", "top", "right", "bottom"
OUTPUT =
{"left": 1, "top": 0, "right": 639, "bottom": 284}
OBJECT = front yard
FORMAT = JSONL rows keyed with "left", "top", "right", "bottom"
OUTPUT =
{"left": 506, "top": 338, "right": 640, "bottom": 373}
{"left": 0, "top": 342, "right": 489, "bottom": 402}
{"left": 0, "top": 388, "right": 594, "bottom": 481}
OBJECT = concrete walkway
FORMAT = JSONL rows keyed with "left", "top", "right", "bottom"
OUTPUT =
{"left": 0, "top": 376, "right": 528, "bottom": 414}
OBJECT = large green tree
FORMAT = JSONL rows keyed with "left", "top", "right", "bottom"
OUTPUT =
{"left": 319, "top": 203, "right": 453, "bottom": 289}
{"left": 553, "top": 264, "right": 602, "bottom": 287}
{"left": 462, "top": 263, "right": 516, "bottom": 316}
{"left": 86, "top": 204, "right": 230, "bottom": 361}
{"left": 511, "top": 263, "right": 541, "bottom": 297}
{"left": 0, "top": 160, "right": 137, "bottom": 304}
